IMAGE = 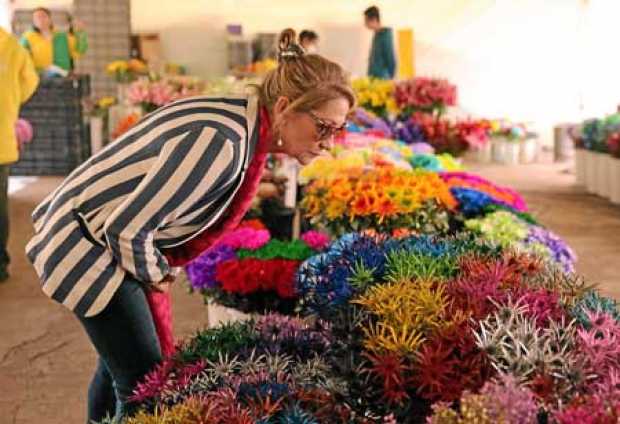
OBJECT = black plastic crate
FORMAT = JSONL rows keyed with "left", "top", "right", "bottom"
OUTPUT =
{"left": 12, "top": 75, "right": 91, "bottom": 176}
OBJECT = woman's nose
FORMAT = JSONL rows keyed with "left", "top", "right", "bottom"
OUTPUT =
{"left": 321, "top": 135, "right": 334, "bottom": 150}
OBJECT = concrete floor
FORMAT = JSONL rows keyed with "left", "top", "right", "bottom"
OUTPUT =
{"left": 0, "top": 160, "right": 619, "bottom": 423}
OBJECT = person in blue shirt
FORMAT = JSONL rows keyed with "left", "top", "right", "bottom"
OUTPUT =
{"left": 364, "top": 5, "right": 396, "bottom": 79}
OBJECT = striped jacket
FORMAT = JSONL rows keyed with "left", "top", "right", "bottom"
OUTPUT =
{"left": 26, "top": 94, "right": 260, "bottom": 317}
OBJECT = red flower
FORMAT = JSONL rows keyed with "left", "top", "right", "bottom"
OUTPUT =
{"left": 239, "top": 219, "right": 266, "bottom": 231}
{"left": 363, "top": 352, "right": 413, "bottom": 406}
{"left": 215, "top": 258, "right": 300, "bottom": 297}
{"left": 413, "top": 320, "right": 493, "bottom": 402}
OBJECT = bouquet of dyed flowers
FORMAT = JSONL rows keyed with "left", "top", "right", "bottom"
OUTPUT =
{"left": 465, "top": 210, "right": 577, "bottom": 273}
{"left": 294, "top": 232, "right": 602, "bottom": 422}
{"left": 410, "top": 112, "right": 469, "bottom": 156}
{"left": 488, "top": 119, "right": 530, "bottom": 142}
{"left": 118, "top": 313, "right": 398, "bottom": 424}
{"left": 608, "top": 129, "right": 620, "bottom": 158}
{"left": 301, "top": 167, "right": 457, "bottom": 236}
{"left": 394, "top": 77, "right": 457, "bottom": 116}
{"left": 128, "top": 77, "right": 204, "bottom": 113}
{"left": 454, "top": 119, "right": 492, "bottom": 149}
{"left": 578, "top": 114, "right": 620, "bottom": 153}
{"left": 105, "top": 58, "right": 149, "bottom": 83}
{"left": 111, "top": 112, "right": 140, "bottom": 139}
{"left": 300, "top": 139, "right": 462, "bottom": 185}
{"left": 120, "top": 228, "right": 613, "bottom": 423}
{"left": 352, "top": 78, "right": 400, "bottom": 118}
{"left": 185, "top": 220, "right": 328, "bottom": 314}
{"left": 440, "top": 171, "right": 528, "bottom": 212}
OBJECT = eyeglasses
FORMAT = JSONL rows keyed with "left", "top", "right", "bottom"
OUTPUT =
{"left": 307, "top": 111, "right": 346, "bottom": 141}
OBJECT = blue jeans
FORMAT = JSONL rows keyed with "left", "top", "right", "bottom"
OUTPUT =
{"left": 77, "top": 276, "right": 162, "bottom": 423}
{"left": 0, "top": 165, "right": 10, "bottom": 276}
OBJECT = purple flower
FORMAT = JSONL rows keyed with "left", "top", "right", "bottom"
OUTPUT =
{"left": 389, "top": 117, "right": 426, "bottom": 145}
{"left": 410, "top": 142, "right": 435, "bottom": 155}
{"left": 526, "top": 226, "right": 577, "bottom": 273}
{"left": 185, "top": 245, "right": 237, "bottom": 290}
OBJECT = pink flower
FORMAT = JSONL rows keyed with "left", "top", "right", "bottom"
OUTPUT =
{"left": 127, "top": 80, "right": 151, "bottom": 104}
{"left": 129, "top": 359, "right": 174, "bottom": 402}
{"left": 216, "top": 227, "right": 270, "bottom": 250}
{"left": 301, "top": 231, "right": 331, "bottom": 251}
{"left": 149, "top": 81, "right": 175, "bottom": 106}
{"left": 395, "top": 77, "right": 457, "bottom": 109}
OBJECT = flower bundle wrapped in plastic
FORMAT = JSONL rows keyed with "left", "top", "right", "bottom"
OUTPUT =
{"left": 394, "top": 77, "right": 457, "bottom": 115}
{"left": 440, "top": 171, "right": 528, "bottom": 212}
{"left": 352, "top": 77, "right": 400, "bottom": 118}
{"left": 465, "top": 210, "right": 577, "bottom": 273}
{"left": 185, "top": 221, "right": 328, "bottom": 313}
{"left": 301, "top": 167, "right": 457, "bottom": 236}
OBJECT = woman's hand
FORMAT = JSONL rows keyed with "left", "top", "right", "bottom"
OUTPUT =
{"left": 258, "top": 171, "right": 288, "bottom": 199}
{"left": 150, "top": 274, "right": 175, "bottom": 293}
{"left": 72, "top": 19, "right": 86, "bottom": 32}
{"left": 257, "top": 182, "right": 279, "bottom": 199}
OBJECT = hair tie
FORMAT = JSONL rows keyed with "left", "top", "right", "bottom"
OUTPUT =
{"left": 278, "top": 44, "right": 304, "bottom": 63}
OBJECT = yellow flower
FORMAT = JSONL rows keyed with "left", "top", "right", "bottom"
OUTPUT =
{"left": 97, "top": 96, "right": 116, "bottom": 109}
{"left": 106, "top": 60, "right": 128, "bottom": 74}
{"left": 437, "top": 153, "right": 463, "bottom": 171}
{"left": 325, "top": 201, "right": 347, "bottom": 220}
{"left": 127, "top": 58, "right": 148, "bottom": 73}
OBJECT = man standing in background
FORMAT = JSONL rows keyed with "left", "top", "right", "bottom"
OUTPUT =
{"left": 0, "top": 27, "right": 39, "bottom": 281}
{"left": 364, "top": 5, "right": 396, "bottom": 79}
{"left": 299, "top": 30, "right": 319, "bottom": 53}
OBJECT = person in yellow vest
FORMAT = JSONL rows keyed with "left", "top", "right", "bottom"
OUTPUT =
{"left": 0, "top": 27, "right": 39, "bottom": 281}
{"left": 20, "top": 7, "right": 88, "bottom": 75}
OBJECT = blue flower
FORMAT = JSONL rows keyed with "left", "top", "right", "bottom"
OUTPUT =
{"left": 409, "top": 154, "right": 442, "bottom": 172}
{"left": 279, "top": 406, "right": 319, "bottom": 424}
{"left": 451, "top": 187, "right": 507, "bottom": 217}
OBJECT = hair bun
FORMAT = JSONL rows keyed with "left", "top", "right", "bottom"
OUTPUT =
{"left": 277, "top": 28, "right": 304, "bottom": 63}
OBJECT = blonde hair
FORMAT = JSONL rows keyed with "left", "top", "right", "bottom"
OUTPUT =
{"left": 257, "top": 29, "right": 356, "bottom": 116}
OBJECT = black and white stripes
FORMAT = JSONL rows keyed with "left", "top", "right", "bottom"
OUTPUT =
{"left": 26, "top": 94, "right": 260, "bottom": 317}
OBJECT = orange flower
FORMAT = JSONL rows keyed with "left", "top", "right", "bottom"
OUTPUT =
{"left": 112, "top": 113, "right": 140, "bottom": 139}
{"left": 392, "top": 228, "right": 414, "bottom": 238}
{"left": 352, "top": 195, "right": 371, "bottom": 217}
{"left": 330, "top": 185, "right": 354, "bottom": 202}
{"left": 376, "top": 198, "right": 397, "bottom": 219}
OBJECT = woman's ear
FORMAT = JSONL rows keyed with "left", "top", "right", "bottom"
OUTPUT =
{"left": 273, "top": 96, "right": 290, "bottom": 121}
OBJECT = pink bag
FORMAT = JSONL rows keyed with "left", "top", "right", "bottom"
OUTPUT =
{"left": 148, "top": 106, "right": 271, "bottom": 357}
{"left": 145, "top": 290, "right": 175, "bottom": 357}
{"left": 15, "top": 119, "right": 34, "bottom": 146}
